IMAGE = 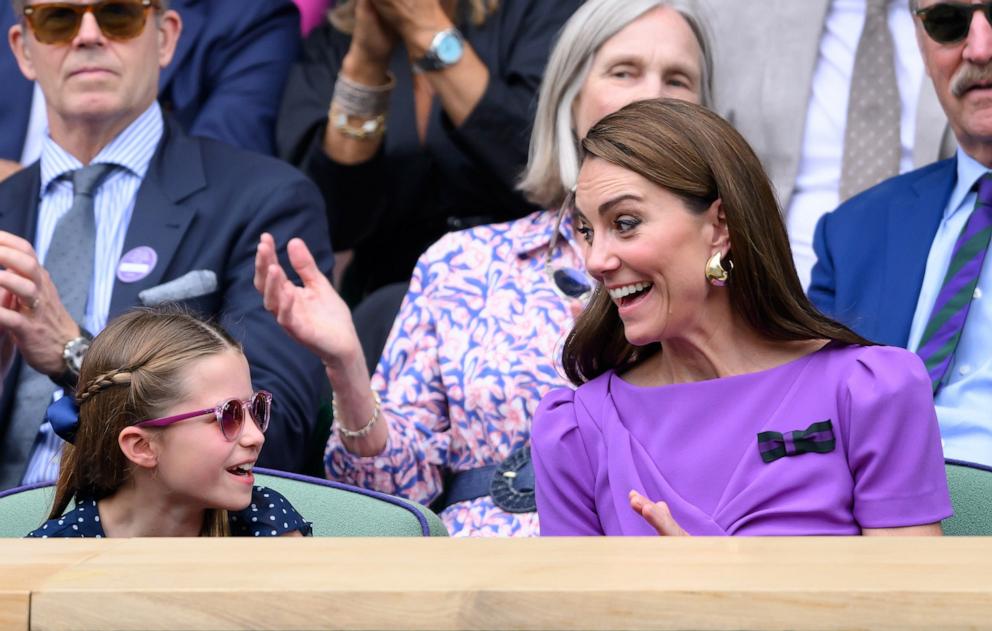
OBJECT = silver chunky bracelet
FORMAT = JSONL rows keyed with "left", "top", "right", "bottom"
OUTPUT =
{"left": 334, "top": 390, "right": 382, "bottom": 439}
{"left": 331, "top": 72, "right": 395, "bottom": 118}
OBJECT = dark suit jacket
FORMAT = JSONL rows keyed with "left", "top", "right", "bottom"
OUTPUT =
{"left": 0, "top": 117, "right": 334, "bottom": 480}
{"left": 808, "top": 158, "right": 957, "bottom": 346}
{"left": 0, "top": 0, "right": 301, "bottom": 159}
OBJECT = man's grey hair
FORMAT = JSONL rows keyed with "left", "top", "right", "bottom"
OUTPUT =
{"left": 517, "top": 0, "right": 715, "bottom": 209}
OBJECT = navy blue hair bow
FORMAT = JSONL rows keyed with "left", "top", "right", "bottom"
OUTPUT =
{"left": 757, "top": 420, "right": 835, "bottom": 464}
{"left": 45, "top": 396, "right": 81, "bottom": 444}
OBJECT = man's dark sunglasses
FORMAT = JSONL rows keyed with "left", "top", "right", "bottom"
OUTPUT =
{"left": 23, "top": 0, "right": 159, "bottom": 45}
{"left": 915, "top": 2, "right": 992, "bottom": 44}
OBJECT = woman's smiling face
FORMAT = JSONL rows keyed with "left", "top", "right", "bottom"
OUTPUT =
{"left": 575, "top": 157, "right": 726, "bottom": 346}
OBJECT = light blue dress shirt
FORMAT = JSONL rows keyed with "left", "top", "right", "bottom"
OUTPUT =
{"left": 21, "top": 103, "right": 164, "bottom": 485}
{"left": 907, "top": 149, "right": 992, "bottom": 466}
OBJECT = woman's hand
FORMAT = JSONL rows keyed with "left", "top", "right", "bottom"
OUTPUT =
{"left": 345, "top": 0, "right": 397, "bottom": 78}
{"left": 629, "top": 490, "right": 690, "bottom": 537}
{"left": 253, "top": 233, "right": 362, "bottom": 367}
{"left": 368, "top": 0, "right": 451, "bottom": 55}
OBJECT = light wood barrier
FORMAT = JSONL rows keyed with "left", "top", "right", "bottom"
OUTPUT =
{"left": 2, "top": 537, "right": 992, "bottom": 631}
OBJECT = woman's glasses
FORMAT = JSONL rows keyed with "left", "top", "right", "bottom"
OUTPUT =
{"left": 544, "top": 188, "right": 593, "bottom": 301}
{"left": 22, "top": 0, "right": 159, "bottom": 45}
{"left": 136, "top": 391, "right": 272, "bottom": 442}
{"left": 914, "top": 2, "right": 992, "bottom": 44}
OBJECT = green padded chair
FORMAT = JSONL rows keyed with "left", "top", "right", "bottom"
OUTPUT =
{"left": 942, "top": 459, "right": 992, "bottom": 536}
{"left": 0, "top": 469, "right": 447, "bottom": 537}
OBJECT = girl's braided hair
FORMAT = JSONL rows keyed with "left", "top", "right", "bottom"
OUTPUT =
{"left": 49, "top": 306, "right": 241, "bottom": 536}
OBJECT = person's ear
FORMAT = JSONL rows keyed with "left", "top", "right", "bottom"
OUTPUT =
{"left": 707, "top": 198, "right": 730, "bottom": 255}
{"left": 156, "top": 10, "right": 182, "bottom": 69}
{"left": 9, "top": 23, "right": 38, "bottom": 81}
{"left": 118, "top": 427, "right": 159, "bottom": 470}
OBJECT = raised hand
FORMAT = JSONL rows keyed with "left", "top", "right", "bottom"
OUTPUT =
{"left": 346, "top": 0, "right": 398, "bottom": 78}
{"left": 629, "top": 490, "right": 689, "bottom": 537}
{"left": 0, "top": 231, "right": 81, "bottom": 376}
{"left": 253, "top": 233, "right": 363, "bottom": 366}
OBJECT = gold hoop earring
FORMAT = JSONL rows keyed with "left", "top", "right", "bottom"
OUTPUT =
{"left": 705, "top": 252, "right": 732, "bottom": 286}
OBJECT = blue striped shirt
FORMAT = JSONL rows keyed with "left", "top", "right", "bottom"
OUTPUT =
{"left": 21, "top": 103, "right": 164, "bottom": 486}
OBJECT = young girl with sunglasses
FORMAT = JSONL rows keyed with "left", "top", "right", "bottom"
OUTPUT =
{"left": 27, "top": 308, "right": 311, "bottom": 538}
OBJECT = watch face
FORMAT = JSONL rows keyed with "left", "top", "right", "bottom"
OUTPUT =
{"left": 436, "top": 32, "right": 464, "bottom": 65}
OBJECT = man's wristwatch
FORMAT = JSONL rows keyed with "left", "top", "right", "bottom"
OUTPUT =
{"left": 52, "top": 329, "right": 93, "bottom": 390}
{"left": 412, "top": 27, "right": 465, "bottom": 72}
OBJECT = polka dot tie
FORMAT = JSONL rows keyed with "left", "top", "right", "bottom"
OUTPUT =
{"left": 839, "top": 0, "right": 901, "bottom": 201}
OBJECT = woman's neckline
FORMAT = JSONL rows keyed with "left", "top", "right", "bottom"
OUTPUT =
{"left": 612, "top": 339, "right": 840, "bottom": 391}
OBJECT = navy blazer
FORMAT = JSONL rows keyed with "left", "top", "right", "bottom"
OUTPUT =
{"left": 808, "top": 158, "right": 957, "bottom": 347}
{"left": 0, "top": 117, "right": 334, "bottom": 476}
{"left": 0, "top": 0, "right": 300, "bottom": 159}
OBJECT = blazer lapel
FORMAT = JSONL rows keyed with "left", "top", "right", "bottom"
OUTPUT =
{"left": 109, "top": 119, "right": 204, "bottom": 317}
{"left": 880, "top": 159, "right": 956, "bottom": 346}
{"left": 0, "top": 164, "right": 41, "bottom": 242}
{"left": 761, "top": 0, "right": 831, "bottom": 190}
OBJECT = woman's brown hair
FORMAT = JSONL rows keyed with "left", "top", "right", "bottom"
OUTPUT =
{"left": 50, "top": 307, "right": 242, "bottom": 536}
{"left": 562, "top": 98, "right": 872, "bottom": 385}
{"left": 329, "top": 0, "right": 499, "bottom": 33}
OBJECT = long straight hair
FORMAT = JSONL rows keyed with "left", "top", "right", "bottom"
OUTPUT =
{"left": 50, "top": 307, "right": 242, "bottom": 537}
{"left": 517, "top": 0, "right": 714, "bottom": 209}
{"left": 562, "top": 99, "right": 873, "bottom": 385}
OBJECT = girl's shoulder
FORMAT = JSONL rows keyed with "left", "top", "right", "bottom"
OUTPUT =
{"left": 25, "top": 498, "right": 104, "bottom": 538}
{"left": 228, "top": 486, "right": 313, "bottom": 537}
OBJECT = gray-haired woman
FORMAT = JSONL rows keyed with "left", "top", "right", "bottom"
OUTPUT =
{"left": 256, "top": 0, "right": 716, "bottom": 537}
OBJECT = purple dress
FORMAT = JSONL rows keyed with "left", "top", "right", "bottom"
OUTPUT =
{"left": 532, "top": 344, "right": 953, "bottom": 536}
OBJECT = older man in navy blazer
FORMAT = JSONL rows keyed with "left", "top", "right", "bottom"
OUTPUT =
{"left": 0, "top": 0, "right": 332, "bottom": 488}
{"left": 810, "top": 0, "right": 992, "bottom": 467}
{"left": 0, "top": 0, "right": 300, "bottom": 181}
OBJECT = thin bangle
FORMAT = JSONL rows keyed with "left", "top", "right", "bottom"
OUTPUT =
{"left": 333, "top": 390, "right": 382, "bottom": 439}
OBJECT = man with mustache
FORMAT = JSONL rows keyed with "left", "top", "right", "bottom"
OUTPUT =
{"left": 810, "top": 0, "right": 992, "bottom": 467}
{"left": 0, "top": 0, "right": 333, "bottom": 489}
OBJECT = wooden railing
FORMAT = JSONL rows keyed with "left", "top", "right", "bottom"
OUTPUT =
{"left": 2, "top": 537, "right": 992, "bottom": 630}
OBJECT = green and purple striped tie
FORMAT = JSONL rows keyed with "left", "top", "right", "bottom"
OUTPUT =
{"left": 916, "top": 173, "right": 992, "bottom": 394}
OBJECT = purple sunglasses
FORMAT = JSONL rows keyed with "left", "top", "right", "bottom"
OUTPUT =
{"left": 135, "top": 391, "right": 272, "bottom": 441}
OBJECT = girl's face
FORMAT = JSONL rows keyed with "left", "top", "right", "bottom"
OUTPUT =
{"left": 151, "top": 350, "right": 264, "bottom": 512}
{"left": 575, "top": 157, "right": 727, "bottom": 346}
{"left": 572, "top": 6, "right": 704, "bottom": 139}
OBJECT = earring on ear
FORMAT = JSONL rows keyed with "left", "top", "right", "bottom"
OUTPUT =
{"left": 705, "top": 252, "right": 732, "bottom": 287}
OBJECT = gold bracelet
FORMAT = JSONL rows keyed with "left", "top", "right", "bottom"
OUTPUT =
{"left": 329, "top": 104, "right": 387, "bottom": 141}
{"left": 333, "top": 390, "right": 382, "bottom": 439}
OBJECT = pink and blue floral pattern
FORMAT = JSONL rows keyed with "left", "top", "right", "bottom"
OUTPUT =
{"left": 325, "top": 210, "right": 583, "bottom": 536}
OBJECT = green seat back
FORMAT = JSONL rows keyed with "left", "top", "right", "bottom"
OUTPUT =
{"left": 0, "top": 483, "right": 56, "bottom": 538}
{"left": 0, "top": 471, "right": 447, "bottom": 538}
{"left": 943, "top": 460, "right": 992, "bottom": 536}
{"left": 254, "top": 469, "right": 448, "bottom": 536}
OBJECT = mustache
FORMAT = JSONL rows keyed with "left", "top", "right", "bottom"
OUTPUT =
{"left": 951, "top": 63, "right": 992, "bottom": 97}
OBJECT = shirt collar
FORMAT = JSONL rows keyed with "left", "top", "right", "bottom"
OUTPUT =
{"left": 947, "top": 147, "right": 990, "bottom": 220}
{"left": 512, "top": 208, "right": 578, "bottom": 257}
{"left": 39, "top": 102, "right": 164, "bottom": 193}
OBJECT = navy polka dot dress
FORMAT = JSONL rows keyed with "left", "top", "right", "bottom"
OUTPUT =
{"left": 26, "top": 486, "right": 312, "bottom": 538}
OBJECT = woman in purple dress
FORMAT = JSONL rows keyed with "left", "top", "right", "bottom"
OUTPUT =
{"left": 532, "top": 99, "right": 953, "bottom": 536}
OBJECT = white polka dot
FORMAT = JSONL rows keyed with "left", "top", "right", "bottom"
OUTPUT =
{"left": 254, "top": 532, "right": 260, "bottom": 537}
{"left": 72, "top": 525, "right": 78, "bottom": 530}
{"left": 58, "top": 520, "right": 64, "bottom": 525}
{"left": 263, "top": 494, "right": 269, "bottom": 498}
{"left": 283, "top": 523, "right": 288, "bottom": 528}
{"left": 268, "top": 503, "right": 274, "bottom": 508}
{"left": 252, "top": 517, "right": 257, "bottom": 522}
{"left": 43, "top": 524, "right": 48, "bottom": 529}
{"left": 95, "top": 516, "right": 100, "bottom": 522}
{"left": 269, "top": 515, "right": 275, "bottom": 520}
{"left": 271, "top": 530, "right": 277, "bottom": 535}
{"left": 78, "top": 517, "right": 84, "bottom": 522}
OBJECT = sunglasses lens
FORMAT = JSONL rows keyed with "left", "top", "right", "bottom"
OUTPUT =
{"left": 553, "top": 268, "right": 592, "bottom": 299}
{"left": 219, "top": 399, "right": 245, "bottom": 441}
{"left": 29, "top": 6, "right": 82, "bottom": 44}
{"left": 95, "top": 1, "right": 148, "bottom": 39}
{"left": 250, "top": 392, "right": 271, "bottom": 434}
{"left": 922, "top": 4, "right": 972, "bottom": 43}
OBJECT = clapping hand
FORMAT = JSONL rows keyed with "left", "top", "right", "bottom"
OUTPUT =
{"left": 0, "top": 231, "right": 80, "bottom": 376}
{"left": 629, "top": 490, "right": 689, "bottom": 537}
{"left": 253, "top": 233, "right": 362, "bottom": 366}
